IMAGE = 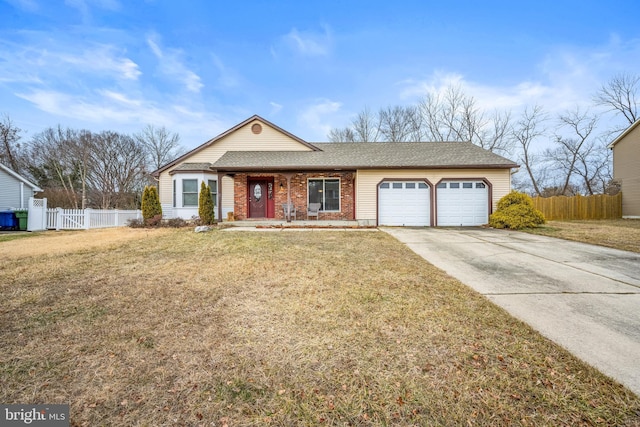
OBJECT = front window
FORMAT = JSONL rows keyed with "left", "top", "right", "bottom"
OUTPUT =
{"left": 182, "top": 179, "right": 198, "bottom": 207}
{"left": 208, "top": 180, "right": 218, "bottom": 207}
{"left": 308, "top": 178, "right": 340, "bottom": 211}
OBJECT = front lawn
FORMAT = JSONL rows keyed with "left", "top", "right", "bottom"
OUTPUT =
{"left": 1, "top": 228, "right": 639, "bottom": 426}
{"left": 524, "top": 219, "right": 640, "bottom": 253}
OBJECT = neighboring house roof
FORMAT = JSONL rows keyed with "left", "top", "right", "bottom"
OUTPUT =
{"left": 0, "top": 163, "right": 43, "bottom": 191}
{"left": 152, "top": 114, "right": 318, "bottom": 176}
{"left": 608, "top": 119, "right": 640, "bottom": 148}
{"left": 212, "top": 142, "right": 519, "bottom": 171}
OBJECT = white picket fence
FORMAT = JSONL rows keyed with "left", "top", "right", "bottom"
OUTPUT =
{"left": 26, "top": 197, "right": 141, "bottom": 231}
{"left": 45, "top": 207, "right": 141, "bottom": 230}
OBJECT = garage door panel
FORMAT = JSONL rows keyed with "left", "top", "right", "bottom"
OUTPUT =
{"left": 379, "top": 182, "right": 430, "bottom": 226}
{"left": 437, "top": 181, "right": 488, "bottom": 226}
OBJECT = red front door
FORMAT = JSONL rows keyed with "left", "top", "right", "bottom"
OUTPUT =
{"left": 248, "top": 180, "right": 268, "bottom": 218}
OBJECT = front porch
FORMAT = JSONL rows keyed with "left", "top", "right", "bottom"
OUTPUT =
{"left": 229, "top": 172, "right": 356, "bottom": 221}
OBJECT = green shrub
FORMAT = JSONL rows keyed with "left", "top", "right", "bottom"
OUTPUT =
{"left": 198, "top": 181, "right": 215, "bottom": 225}
{"left": 141, "top": 185, "right": 162, "bottom": 225}
{"left": 489, "top": 191, "right": 545, "bottom": 230}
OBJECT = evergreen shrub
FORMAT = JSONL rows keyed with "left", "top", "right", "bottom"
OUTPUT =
{"left": 198, "top": 181, "right": 215, "bottom": 225}
{"left": 141, "top": 185, "right": 162, "bottom": 226}
{"left": 489, "top": 191, "right": 545, "bottom": 230}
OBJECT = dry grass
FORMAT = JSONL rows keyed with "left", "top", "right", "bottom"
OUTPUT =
{"left": 525, "top": 219, "right": 640, "bottom": 253}
{"left": 1, "top": 228, "right": 639, "bottom": 426}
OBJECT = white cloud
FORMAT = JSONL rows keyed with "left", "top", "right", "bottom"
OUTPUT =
{"left": 97, "top": 90, "right": 142, "bottom": 106}
{"left": 211, "top": 53, "right": 238, "bottom": 88}
{"left": 269, "top": 102, "right": 283, "bottom": 115}
{"left": 397, "top": 37, "right": 640, "bottom": 118}
{"left": 282, "top": 25, "right": 332, "bottom": 57}
{"left": 58, "top": 46, "right": 142, "bottom": 80}
{"left": 146, "top": 35, "right": 203, "bottom": 93}
{"left": 0, "top": 39, "right": 141, "bottom": 83}
{"left": 14, "top": 88, "right": 226, "bottom": 147}
{"left": 298, "top": 99, "right": 342, "bottom": 140}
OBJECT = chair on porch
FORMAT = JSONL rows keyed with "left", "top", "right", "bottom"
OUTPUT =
{"left": 282, "top": 203, "right": 297, "bottom": 221}
{"left": 307, "top": 203, "right": 321, "bottom": 220}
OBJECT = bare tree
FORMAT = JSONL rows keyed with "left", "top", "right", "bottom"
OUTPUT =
{"left": 547, "top": 107, "right": 598, "bottom": 195}
{"left": 71, "top": 130, "right": 94, "bottom": 209}
{"left": 378, "top": 105, "right": 419, "bottom": 142}
{"left": 134, "top": 124, "right": 183, "bottom": 173}
{"left": 27, "top": 126, "right": 81, "bottom": 208}
{"left": 89, "top": 131, "right": 146, "bottom": 209}
{"left": 351, "top": 107, "right": 381, "bottom": 142}
{"left": 594, "top": 72, "right": 639, "bottom": 126}
{"left": 573, "top": 138, "right": 612, "bottom": 195}
{"left": 417, "top": 84, "right": 514, "bottom": 154}
{"left": 328, "top": 126, "right": 356, "bottom": 142}
{"left": 512, "top": 106, "right": 548, "bottom": 196}
{"left": 0, "top": 114, "right": 23, "bottom": 172}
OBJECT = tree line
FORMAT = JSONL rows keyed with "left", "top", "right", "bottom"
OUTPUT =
{"left": 0, "top": 120, "right": 183, "bottom": 209}
{"left": 329, "top": 73, "right": 639, "bottom": 197}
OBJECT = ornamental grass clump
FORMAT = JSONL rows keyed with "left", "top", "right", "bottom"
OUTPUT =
{"left": 141, "top": 185, "right": 162, "bottom": 226}
{"left": 489, "top": 191, "right": 545, "bottom": 230}
{"left": 198, "top": 181, "right": 216, "bottom": 225}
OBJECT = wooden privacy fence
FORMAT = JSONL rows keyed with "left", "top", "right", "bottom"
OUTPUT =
{"left": 532, "top": 193, "right": 622, "bottom": 220}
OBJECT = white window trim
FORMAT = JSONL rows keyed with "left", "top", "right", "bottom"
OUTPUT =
{"left": 171, "top": 173, "right": 218, "bottom": 210}
{"left": 308, "top": 177, "right": 341, "bottom": 212}
{"left": 182, "top": 179, "right": 198, "bottom": 207}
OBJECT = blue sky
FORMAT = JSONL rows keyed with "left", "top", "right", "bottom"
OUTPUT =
{"left": 1, "top": 0, "right": 639, "bottom": 150}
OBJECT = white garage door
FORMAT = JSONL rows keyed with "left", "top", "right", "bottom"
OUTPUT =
{"left": 379, "top": 181, "right": 430, "bottom": 226}
{"left": 437, "top": 181, "right": 488, "bottom": 226}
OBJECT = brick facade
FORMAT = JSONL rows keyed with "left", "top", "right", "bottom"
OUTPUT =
{"left": 232, "top": 172, "right": 355, "bottom": 220}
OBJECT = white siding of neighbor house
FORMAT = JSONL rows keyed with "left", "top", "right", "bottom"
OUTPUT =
{"left": 355, "top": 168, "right": 512, "bottom": 225}
{"left": 158, "top": 120, "right": 313, "bottom": 211}
{"left": 0, "top": 169, "right": 36, "bottom": 210}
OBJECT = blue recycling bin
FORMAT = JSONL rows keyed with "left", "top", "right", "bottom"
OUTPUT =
{"left": 0, "top": 211, "right": 17, "bottom": 230}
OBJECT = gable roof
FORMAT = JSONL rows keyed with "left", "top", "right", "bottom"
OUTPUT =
{"left": 212, "top": 142, "right": 518, "bottom": 171}
{"left": 0, "top": 163, "right": 43, "bottom": 191}
{"left": 152, "top": 115, "right": 317, "bottom": 176}
{"left": 608, "top": 119, "right": 640, "bottom": 149}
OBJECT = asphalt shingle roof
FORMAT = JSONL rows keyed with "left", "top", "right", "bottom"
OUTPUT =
{"left": 169, "top": 162, "right": 213, "bottom": 173}
{"left": 212, "top": 142, "right": 518, "bottom": 171}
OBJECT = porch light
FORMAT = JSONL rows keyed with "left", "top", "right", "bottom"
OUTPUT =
{"left": 280, "top": 182, "right": 284, "bottom": 192}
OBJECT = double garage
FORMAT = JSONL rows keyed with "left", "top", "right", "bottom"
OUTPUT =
{"left": 378, "top": 180, "right": 489, "bottom": 226}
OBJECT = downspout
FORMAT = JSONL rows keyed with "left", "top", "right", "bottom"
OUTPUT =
{"left": 20, "top": 182, "right": 24, "bottom": 209}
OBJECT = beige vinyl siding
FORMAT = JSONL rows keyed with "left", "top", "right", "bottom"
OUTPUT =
{"left": 158, "top": 120, "right": 314, "bottom": 208}
{"left": 612, "top": 124, "right": 640, "bottom": 217}
{"left": 220, "top": 175, "right": 234, "bottom": 219}
{"left": 356, "top": 169, "right": 512, "bottom": 223}
{"left": 158, "top": 173, "right": 173, "bottom": 210}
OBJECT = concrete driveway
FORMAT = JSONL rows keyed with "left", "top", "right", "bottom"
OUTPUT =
{"left": 383, "top": 227, "right": 640, "bottom": 396}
